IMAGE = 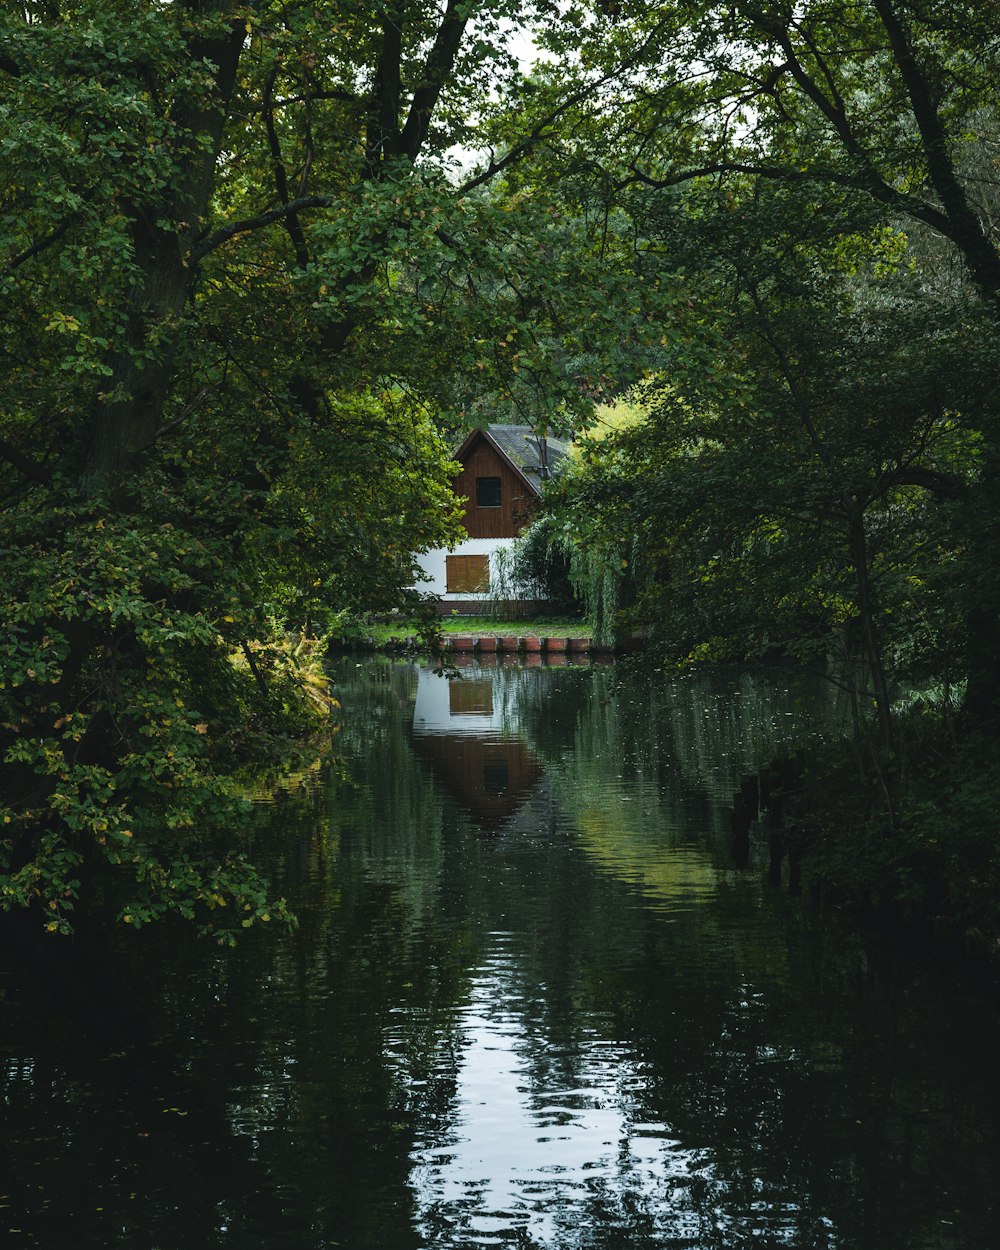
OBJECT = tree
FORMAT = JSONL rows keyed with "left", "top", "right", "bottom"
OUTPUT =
{"left": 509, "top": 0, "right": 1000, "bottom": 721}
{"left": 543, "top": 171, "right": 987, "bottom": 810}
{"left": 0, "top": 0, "right": 659, "bottom": 935}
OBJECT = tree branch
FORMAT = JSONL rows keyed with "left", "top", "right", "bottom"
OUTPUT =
{"left": 745, "top": 7, "right": 862, "bottom": 157}
{"left": 619, "top": 159, "right": 955, "bottom": 237}
{"left": 192, "top": 194, "right": 333, "bottom": 261}
{"left": 871, "top": 0, "right": 1000, "bottom": 300}
{"left": 398, "top": 0, "right": 468, "bottom": 162}
{"left": 4, "top": 214, "right": 80, "bottom": 275}
{"left": 888, "top": 465, "right": 969, "bottom": 500}
{"left": 263, "top": 70, "right": 310, "bottom": 268}
{"left": 459, "top": 72, "right": 631, "bottom": 195}
{"left": 147, "top": 387, "right": 210, "bottom": 447}
{"left": 0, "top": 434, "right": 52, "bottom": 486}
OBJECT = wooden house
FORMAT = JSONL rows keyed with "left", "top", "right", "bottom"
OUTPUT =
{"left": 415, "top": 423, "right": 569, "bottom": 614}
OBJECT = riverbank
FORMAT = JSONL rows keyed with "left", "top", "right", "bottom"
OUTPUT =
{"left": 334, "top": 616, "right": 638, "bottom": 660}
{"left": 395, "top": 632, "right": 616, "bottom": 659}
{"left": 774, "top": 721, "right": 1000, "bottom": 978}
{"left": 345, "top": 616, "right": 593, "bottom": 644}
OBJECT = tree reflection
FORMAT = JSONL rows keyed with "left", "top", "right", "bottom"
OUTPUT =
{"left": 0, "top": 657, "right": 997, "bottom": 1249}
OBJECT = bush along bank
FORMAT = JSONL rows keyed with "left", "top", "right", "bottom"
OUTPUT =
{"left": 736, "top": 709, "right": 1000, "bottom": 975}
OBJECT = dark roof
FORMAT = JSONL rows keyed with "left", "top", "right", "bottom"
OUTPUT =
{"left": 456, "top": 424, "right": 571, "bottom": 495}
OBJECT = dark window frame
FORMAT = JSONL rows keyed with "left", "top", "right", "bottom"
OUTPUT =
{"left": 475, "top": 476, "right": 502, "bottom": 508}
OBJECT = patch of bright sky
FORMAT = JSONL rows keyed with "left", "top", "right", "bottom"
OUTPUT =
{"left": 441, "top": 17, "right": 557, "bottom": 181}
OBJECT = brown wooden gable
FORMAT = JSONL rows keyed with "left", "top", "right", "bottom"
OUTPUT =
{"left": 452, "top": 429, "right": 540, "bottom": 539}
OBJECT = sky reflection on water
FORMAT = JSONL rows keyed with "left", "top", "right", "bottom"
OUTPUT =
{"left": 1, "top": 657, "right": 998, "bottom": 1249}
{"left": 398, "top": 935, "right": 719, "bottom": 1249}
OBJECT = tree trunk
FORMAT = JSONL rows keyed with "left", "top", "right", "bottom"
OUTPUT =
{"left": 80, "top": 12, "right": 246, "bottom": 496}
{"left": 846, "top": 503, "right": 897, "bottom": 764}
{"left": 80, "top": 232, "right": 194, "bottom": 494}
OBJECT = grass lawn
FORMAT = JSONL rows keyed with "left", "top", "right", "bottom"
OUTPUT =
{"left": 363, "top": 616, "right": 593, "bottom": 644}
{"left": 437, "top": 616, "right": 591, "bottom": 636}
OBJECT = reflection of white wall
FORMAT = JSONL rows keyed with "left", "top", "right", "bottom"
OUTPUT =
{"left": 413, "top": 537, "right": 513, "bottom": 600}
{"left": 413, "top": 665, "right": 510, "bottom": 737}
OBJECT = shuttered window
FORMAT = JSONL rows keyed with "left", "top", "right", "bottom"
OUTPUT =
{"left": 446, "top": 554, "right": 490, "bottom": 593}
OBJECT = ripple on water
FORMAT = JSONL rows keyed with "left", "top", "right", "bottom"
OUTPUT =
{"left": 385, "top": 937, "right": 733, "bottom": 1250}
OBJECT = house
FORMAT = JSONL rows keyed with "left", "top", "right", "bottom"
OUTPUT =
{"left": 414, "top": 423, "right": 570, "bottom": 614}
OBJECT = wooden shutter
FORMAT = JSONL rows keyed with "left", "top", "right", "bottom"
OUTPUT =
{"left": 446, "top": 554, "right": 490, "bottom": 593}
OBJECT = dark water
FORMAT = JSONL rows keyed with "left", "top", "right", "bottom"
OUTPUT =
{"left": 2, "top": 657, "right": 999, "bottom": 1249}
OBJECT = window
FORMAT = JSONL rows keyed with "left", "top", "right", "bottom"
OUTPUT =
{"left": 446, "top": 553, "right": 490, "bottom": 593}
{"left": 475, "top": 476, "right": 502, "bottom": 508}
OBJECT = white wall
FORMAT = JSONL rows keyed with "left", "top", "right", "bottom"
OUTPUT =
{"left": 413, "top": 537, "right": 514, "bottom": 602}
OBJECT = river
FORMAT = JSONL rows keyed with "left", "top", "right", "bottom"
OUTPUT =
{"left": 1, "top": 655, "right": 998, "bottom": 1249}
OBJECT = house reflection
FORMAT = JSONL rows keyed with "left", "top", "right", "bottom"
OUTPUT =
{"left": 410, "top": 665, "right": 544, "bottom": 831}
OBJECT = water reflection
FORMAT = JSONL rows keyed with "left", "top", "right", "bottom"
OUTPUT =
{"left": 397, "top": 930, "right": 736, "bottom": 1250}
{"left": 1, "top": 658, "right": 998, "bottom": 1250}
{"left": 410, "top": 666, "right": 544, "bottom": 830}
{"left": 353, "top": 661, "right": 843, "bottom": 1246}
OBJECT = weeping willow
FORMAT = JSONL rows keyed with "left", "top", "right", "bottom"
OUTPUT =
{"left": 486, "top": 517, "right": 629, "bottom": 644}
{"left": 565, "top": 545, "right": 625, "bottom": 646}
{"left": 486, "top": 545, "right": 531, "bottom": 621}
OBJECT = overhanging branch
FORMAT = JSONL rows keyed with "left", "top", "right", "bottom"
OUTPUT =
{"left": 889, "top": 465, "right": 968, "bottom": 500}
{"left": 4, "top": 214, "right": 80, "bottom": 275}
{"left": 619, "top": 159, "right": 954, "bottom": 237}
{"left": 0, "top": 435, "right": 52, "bottom": 486}
{"left": 459, "top": 69, "right": 637, "bottom": 196}
{"left": 192, "top": 194, "right": 334, "bottom": 261}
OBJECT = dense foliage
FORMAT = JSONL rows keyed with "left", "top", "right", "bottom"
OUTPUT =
{"left": 518, "top": 0, "right": 1000, "bottom": 942}
{"left": 0, "top": 0, "right": 660, "bottom": 935}
{"left": 4, "top": 0, "right": 1000, "bottom": 945}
